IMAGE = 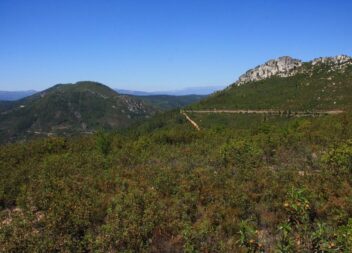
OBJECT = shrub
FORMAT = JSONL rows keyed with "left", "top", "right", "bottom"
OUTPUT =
{"left": 96, "top": 131, "right": 112, "bottom": 156}
{"left": 322, "top": 139, "right": 352, "bottom": 173}
{"left": 220, "top": 140, "right": 263, "bottom": 169}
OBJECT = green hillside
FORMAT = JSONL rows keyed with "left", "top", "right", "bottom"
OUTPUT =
{"left": 0, "top": 81, "right": 157, "bottom": 143}
{"left": 138, "top": 94, "right": 205, "bottom": 110}
{"left": 0, "top": 101, "right": 13, "bottom": 113}
{"left": 192, "top": 61, "right": 352, "bottom": 111}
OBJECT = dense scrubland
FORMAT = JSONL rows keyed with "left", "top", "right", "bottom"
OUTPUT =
{"left": 1, "top": 110, "right": 352, "bottom": 252}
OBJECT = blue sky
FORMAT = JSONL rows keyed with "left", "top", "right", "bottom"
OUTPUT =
{"left": 1, "top": 0, "right": 351, "bottom": 91}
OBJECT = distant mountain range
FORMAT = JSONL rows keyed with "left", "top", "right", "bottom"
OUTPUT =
{"left": 0, "top": 90, "right": 37, "bottom": 101}
{"left": 116, "top": 86, "right": 224, "bottom": 96}
{"left": 0, "top": 86, "right": 222, "bottom": 102}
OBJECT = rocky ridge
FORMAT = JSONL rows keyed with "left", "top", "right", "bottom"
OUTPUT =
{"left": 311, "top": 55, "right": 351, "bottom": 66}
{"left": 235, "top": 55, "right": 352, "bottom": 86}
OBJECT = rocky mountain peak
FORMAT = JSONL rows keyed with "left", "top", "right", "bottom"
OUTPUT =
{"left": 235, "top": 56, "right": 302, "bottom": 85}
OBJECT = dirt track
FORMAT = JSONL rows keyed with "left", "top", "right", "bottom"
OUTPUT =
{"left": 182, "top": 109, "right": 344, "bottom": 116}
{"left": 181, "top": 111, "right": 200, "bottom": 131}
{"left": 180, "top": 109, "right": 345, "bottom": 130}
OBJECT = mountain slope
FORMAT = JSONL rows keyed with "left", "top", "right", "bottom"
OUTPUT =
{"left": 0, "top": 81, "right": 157, "bottom": 142}
{"left": 0, "top": 90, "right": 205, "bottom": 110}
{"left": 137, "top": 94, "right": 205, "bottom": 110}
{"left": 192, "top": 55, "right": 352, "bottom": 111}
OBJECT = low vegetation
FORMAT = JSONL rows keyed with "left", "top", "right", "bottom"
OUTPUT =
{"left": 1, "top": 110, "right": 352, "bottom": 252}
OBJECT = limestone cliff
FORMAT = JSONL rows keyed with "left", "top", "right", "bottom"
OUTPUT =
{"left": 236, "top": 56, "right": 302, "bottom": 85}
{"left": 234, "top": 55, "right": 352, "bottom": 86}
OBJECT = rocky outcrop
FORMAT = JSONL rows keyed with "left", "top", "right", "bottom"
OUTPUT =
{"left": 234, "top": 55, "right": 352, "bottom": 86}
{"left": 236, "top": 56, "right": 302, "bottom": 85}
{"left": 311, "top": 55, "right": 352, "bottom": 66}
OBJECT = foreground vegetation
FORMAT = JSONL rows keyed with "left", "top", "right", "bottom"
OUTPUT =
{"left": 1, "top": 110, "right": 352, "bottom": 252}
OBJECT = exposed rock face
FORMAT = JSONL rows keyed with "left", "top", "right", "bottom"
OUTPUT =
{"left": 234, "top": 55, "right": 352, "bottom": 86}
{"left": 311, "top": 55, "right": 352, "bottom": 66}
{"left": 236, "top": 56, "right": 302, "bottom": 85}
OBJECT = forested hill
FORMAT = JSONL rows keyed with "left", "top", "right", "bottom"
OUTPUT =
{"left": 192, "top": 55, "right": 352, "bottom": 111}
{"left": 0, "top": 81, "right": 157, "bottom": 143}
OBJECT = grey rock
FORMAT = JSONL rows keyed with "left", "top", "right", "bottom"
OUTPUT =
{"left": 236, "top": 56, "right": 302, "bottom": 85}
{"left": 234, "top": 55, "right": 352, "bottom": 86}
{"left": 311, "top": 55, "right": 352, "bottom": 66}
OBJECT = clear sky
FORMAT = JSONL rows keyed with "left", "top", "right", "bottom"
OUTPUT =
{"left": 1, "top": 0, "right": 351, "bottom": 91}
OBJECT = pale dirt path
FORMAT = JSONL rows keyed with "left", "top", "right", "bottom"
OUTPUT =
{"left": 180, "top": 109, "right": 345, "bottom": 130}
{"left": 181, "top": 111, "right": 200, "bottom": 131}
{"left": 183, "top": 109, "right": 344, "bottom": 116}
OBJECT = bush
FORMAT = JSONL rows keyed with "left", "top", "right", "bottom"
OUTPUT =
{"left": 322, "top": 139, "right": 352, "bottom": 173}
{"left": 96, "top": 131, "right": 112, "bottom": 156}
{"left": 220, "top": 140, "right": 263, "bottom": 169}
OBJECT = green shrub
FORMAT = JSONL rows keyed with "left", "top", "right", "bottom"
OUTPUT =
{"left": 322, "top": 139, "right": 352, "bottom": 173}
{"left": 96, "top": 131, "right": 112, "bottom": 156}
{"left": 220, "top": 140, "right": 263, "bottom": 169}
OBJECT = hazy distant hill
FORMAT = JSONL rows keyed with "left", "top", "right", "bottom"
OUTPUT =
{"left": 192, "top": 55, "right": 352, "bottom": 111}
{"left": 116, "top": 86, "right": 224, "bottom": 96}
{"left": 0, "top": 87, "right": 210, "bottom": 111}
{"left": 0, "top": 90, "right": 37, "bottom": 101}
{"left": 0, "top": 81, "right": 157, "bottom": 143}
{"left": 0, "top": 86, "right": 218, "bottom": 102}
